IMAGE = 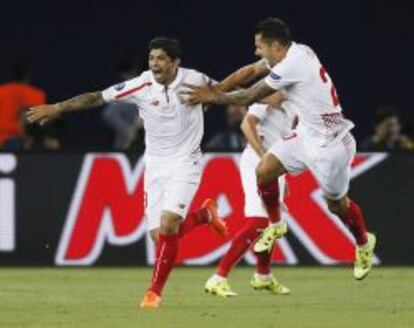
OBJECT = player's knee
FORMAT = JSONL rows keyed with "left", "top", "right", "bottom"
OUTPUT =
{"left": 256, "top": 154, "right": 285, "bottom": 184}
{"left": 159, "top": 212, "right": 181, "bottom": 235}
{"left": 256, "top": 160, "right": 271, "bottom": 184}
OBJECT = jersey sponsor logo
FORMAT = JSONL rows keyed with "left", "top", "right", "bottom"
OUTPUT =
{"left": 114, "top": 82, "right": 126, "bottom": 91}
{"left": 56, "top": 153, "right": 386, "bottom": 266}
{"left": 269, "top": 71, "right": 282, "bottom": 81}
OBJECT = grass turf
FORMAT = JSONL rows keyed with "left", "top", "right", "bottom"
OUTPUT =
{"left": 0, "top": 267, "right": 413, "bottom": 328}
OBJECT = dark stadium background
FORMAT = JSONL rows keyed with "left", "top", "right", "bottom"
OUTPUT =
{"left": 0, "top": 0, "right": 412, "bottom": 148}
{"left": 1, "top": 2, "right": 414, "bottom": 326}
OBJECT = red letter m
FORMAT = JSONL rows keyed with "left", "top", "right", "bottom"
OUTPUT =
{"left": 56, "top": 154, "right": 146, "bottom": 265}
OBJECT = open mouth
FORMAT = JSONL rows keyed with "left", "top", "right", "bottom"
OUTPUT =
{"left": 152, "top": 68, "right": 163, "bottom": 75}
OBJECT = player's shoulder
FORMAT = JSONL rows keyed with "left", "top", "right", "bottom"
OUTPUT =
{"left": 133, "top": 70, "right": 152, "bottom": 83}
{"left": 104, "top": 71, "right": 152, "bottom": 100}
{"left": 295, "top": 43, "right": 318, "bottom": 60}
{"left": 247, "top": 103, "right": 269, "bottom": 119}
{"left": 181, "top": 67, "right": 207, "bottom": 79}
{"left": 181, "top": 67, "right": 211, "bottom": 85}
{"left": 271, "top": 42, "right": 316, "bottom": 76}
{"left": 121, "top": 71, "right": 153, "bottom": 90}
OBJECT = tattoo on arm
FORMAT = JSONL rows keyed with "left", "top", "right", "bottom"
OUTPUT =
{"left": 57, "top": 92, "right": 105, "bottom": 113}
{"left": 213, "top": 80, "right": 275, "bottom": 106}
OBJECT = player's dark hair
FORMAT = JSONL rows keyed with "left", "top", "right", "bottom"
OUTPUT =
{"left": 148, "top": 37, "right": 181, "bottom": 60}
{"left": 255, "top": 18, "right": 291, "bottom": 46}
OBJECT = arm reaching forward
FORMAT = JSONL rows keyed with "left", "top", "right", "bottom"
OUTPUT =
{"left": 27, "top": 91, "right": 105, "bottom": 125}
{"left": 180, "top": 78, "right": 276, "bottom": 107}
{"left": 215, "top": 59, "right": 269, "bottom": 92}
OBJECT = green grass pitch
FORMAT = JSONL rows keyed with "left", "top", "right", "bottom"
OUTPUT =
{"left": 0, "top": 267, "right": 413, "bottom": 328}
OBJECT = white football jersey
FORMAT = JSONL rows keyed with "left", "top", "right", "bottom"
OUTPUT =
{"left": 247, "top": 103, "right": 296, "bottom": 149}
{"left": 264, "top": 42, "right": 354, "bottom": 146}
{"left": 102, "top": 67, "right": 210, "bottom": 159}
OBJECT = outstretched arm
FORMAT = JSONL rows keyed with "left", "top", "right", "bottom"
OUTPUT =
{"left": 180, "top": 79, "right": 276, "bottom": 107}
{"left": 215, "top": 59, "right": 269, "bottom": 92}
{"left": 56, "top": 92, "right": 105, "bottom": 112}
{"left": 27, "top": 91, "right": 105, "bottom": 124}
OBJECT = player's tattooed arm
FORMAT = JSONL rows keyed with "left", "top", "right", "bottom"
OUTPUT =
{"left": 215, "top": 59, "right": 269, "bottom": 92}
{"left": 180, "top": 79, "right": 276, "bottom": 107}
{"left": 57, "top": 92, "right": 105, "bottom": 113}
{"left": 27, "top": 91, "right": 105, "bottom": 125}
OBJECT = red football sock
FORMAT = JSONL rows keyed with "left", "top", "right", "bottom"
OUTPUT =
{"left": 257, "top": 181, "right": 280, "bottom": 224}
{"left": 150, "top": 233, "right": 179, "bottom": 296}
{"left": 178, "top": 208, "right": 210, "bottom": 238}
{"left": 217, "top": 217, "right": 268, "bottom": 277}
{"left": 338, "top": 200, "right": 368, "bottom": 246}
{"left": 255, "top": 246, "right": 273, "bottom": 275}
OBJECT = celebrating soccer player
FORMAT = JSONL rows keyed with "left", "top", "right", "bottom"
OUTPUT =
{"left": 27, "top": 37, "right": 228, "bottom": 309}
{"left": 205, "top": 98, "right": 296, "bottom": 297}
{"left": 180, "top": 18, "right": 376, "bottom": 281}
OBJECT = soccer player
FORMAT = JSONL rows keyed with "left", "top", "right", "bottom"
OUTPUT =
{"left": 27, "top": 37, "right": 228, "bottom": 308}
{"left": 205, "top": 99, "right": 296, "bottom": 297}
{"left": 180, "top": 18, "right": 376, "bottom": 280}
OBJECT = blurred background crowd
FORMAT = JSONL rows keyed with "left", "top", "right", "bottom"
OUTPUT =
{"left": 0, "top": 1, "right": 412, "bottom": 153}
{"left": 0, "top": 57, "right": 412, "bottom": 153}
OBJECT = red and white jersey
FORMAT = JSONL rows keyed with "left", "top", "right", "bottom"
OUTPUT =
{"left": 264, "top": 42, "right": 354, "bottom": 146}
{"left": 247, "top": 103, "right": 296, "bottom": 149}
{"left": 102, "top": 68, "right": 211, "bottom": 159}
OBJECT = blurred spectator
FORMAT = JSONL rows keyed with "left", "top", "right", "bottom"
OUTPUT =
{"left": 0, "top": 62, "right": 46, "bottom": 146}
{"left": 102, "top": 51, "right": 144, "bottom": 150}
{"left": 360, "top": 107, "right": 414, "bottom": 151}
{"left": 205, "top": 105, "right": 247, "bottom": 151}
{"left": 2, "top": 113, "right": 61, "bottom": 151}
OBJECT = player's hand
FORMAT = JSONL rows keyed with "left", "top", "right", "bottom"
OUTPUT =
{"left": 178, "top": 83, "right": 217, "bottom": 106}
{"left": 26, "top": 104, "right": 63, "bottom": 125}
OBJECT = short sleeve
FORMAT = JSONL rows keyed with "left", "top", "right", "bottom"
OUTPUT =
{"left": 102, "top": 75, "right": 149, "bottom": 103}
{"left": 264, "top": 54, "right": 303, "bottom": 90}
{"left": 247, "top": 103, "right": 268, "bottom": 121}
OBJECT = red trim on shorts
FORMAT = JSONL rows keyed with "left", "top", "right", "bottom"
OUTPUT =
{"left": 115, "top": 82, "right": 152, "bottom": 99}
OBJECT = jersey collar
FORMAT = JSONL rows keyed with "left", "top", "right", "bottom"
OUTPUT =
{"left": 150, "top": 67, "right": 184, "bottom": 91}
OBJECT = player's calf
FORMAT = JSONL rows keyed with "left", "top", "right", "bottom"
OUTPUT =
{"left": 327, "top": 196, "right": 368, "bottom": 246}
{"left": 140, "top": 211, "right": 181, "bottom": 309}
{"left": 327, "top": 196, "right": 376, "bottom": 280}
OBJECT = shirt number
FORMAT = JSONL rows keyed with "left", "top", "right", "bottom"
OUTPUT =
{"left": 319, "top": 66, "right": 340, "bottom": 107}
